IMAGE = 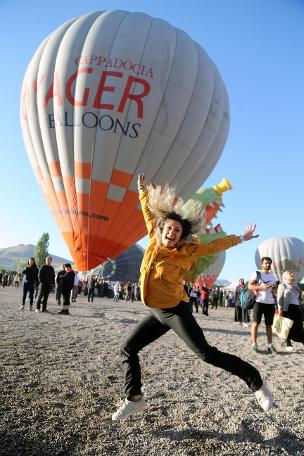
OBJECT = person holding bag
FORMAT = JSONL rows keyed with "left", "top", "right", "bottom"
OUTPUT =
{"left": 277, "top": 271, "right": 304, "bottom": 351}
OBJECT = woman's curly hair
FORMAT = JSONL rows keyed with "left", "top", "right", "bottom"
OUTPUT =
{"left": 146, "top": 183, "right": 202, "bottom": 246}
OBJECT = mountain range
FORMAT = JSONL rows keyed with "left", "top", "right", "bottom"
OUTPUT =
{"left": 0, "top": 244, "right": 71, "bottom": 271}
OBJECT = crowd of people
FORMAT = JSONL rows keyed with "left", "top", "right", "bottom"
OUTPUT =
{"left": 0, "top": 272, "right": 22, "bottom": 288}
{"left": 0, "top": 261, "right": 142, "bottom": 315}
{"left": 1, "top": 259, "right": 303, "bottom": 330}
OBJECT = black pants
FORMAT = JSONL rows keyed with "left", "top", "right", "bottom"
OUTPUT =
{"left": 22, "top": 282, "right": 34, "bottom": 306}
{"left": 88, "top": 289, "right": 94, "bottom": 302}
{"left": 202, "top": 299, "right": 209, "bottom": 315}
{"left": 189, "top": 297, "right": 198, "bottom": 313}
{"left": 56, "top": 284, "right": 62, "bottom": 304}
{"left": 36, "top": 285, "right": 52, "bottom": 310}
{"left": 120, "top": 301, "right": 262, "bottom": 400}
{"left": 235, "top": 305, "right": 242, "bottom": 322}
{"left": 284, "top": 304, "right": 304, "bottom": 344}
{"left": 211, "top": 298, "right": 218, "bottom": 309}
{"left": 62, "top": 290, "right": 71, "bottom": 306}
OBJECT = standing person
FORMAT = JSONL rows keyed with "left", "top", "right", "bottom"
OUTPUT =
{"left": 219, "top": 288, "right": 224, "bottom": 307}
{"left": 88, "top": 275, "right": 97, "bottom": 302}
{"left": 56, "top": 265, "right": 66, "bottom": 306}
{"left": 200, "top": 284, "right": 210, "bottom": 316}
{"left": 234, "top": 279, "right": 245, "bottom": 325}
{"left": 2, "top": 272, "right": 8, "bottom": 287}
{"left": 211, "top": 287, "right": 219, "bottom": 309}
{"left": 248, "top": 257, "right": 277, "bottom": 354}
{"left": 189, "top": 286, "right": 199, "bottom": 313}
{"left": 134, "top": 283, "right": 140, "bottom": 301}
{"left": 14, "top": 274, "right": 20, "bottom": 288}
{"left": 111, "top": 175, "right": 272, "bottom": 421}
{"left": 72, "top": 272, "right": 79, "bottom": 302}
{"left": 35, "top": 256, "right": 55, "bottom": 313}
{"left": 20, "top": 257, "right": 39, "bottom": 311}
{"left": 277, "top": 271, "right": 304, "bottom": 351}
{"left": 113, "top": 281, "right": 121, "bottom": 302}
{"left": 58, "top": 264, "right": 75, "bottom": 315}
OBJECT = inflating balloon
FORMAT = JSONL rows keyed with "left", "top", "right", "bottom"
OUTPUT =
{"left": 255, "top": 236, "right": 304, "bottom": 282}
{"left": 20, "top": 10, "right": 229, "bottom": 270}
{"left": 185, "top": 177, "right": 232, "bottom": 282}
{"left": 94, "top": 244, "right": 144, "bottom": 282}
{"left": 195, "top": 251, "right": 226, "bottom": 289}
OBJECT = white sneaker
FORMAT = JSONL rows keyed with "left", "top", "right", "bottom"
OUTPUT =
{"left": 112, "top": 397, "right": 146, "bottom": 421}
{"left": 255, "top": 382, "right": 273, "bottom": 412}
{"left": 286, "top": 345, "right": 294, "bottom": 352}
{"left": 19, "top": 305, "right": 25, "bottom": 311}
{"left": 243, "top": 323, "right": 249, "bottom": 328}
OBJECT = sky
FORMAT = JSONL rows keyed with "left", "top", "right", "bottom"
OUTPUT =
{"left": 0, "top": 0, "right": 303, "bottom": 282}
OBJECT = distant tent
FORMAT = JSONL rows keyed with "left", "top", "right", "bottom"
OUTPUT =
{"left": 223, "top": 280, "right": 239, "bottom": 292}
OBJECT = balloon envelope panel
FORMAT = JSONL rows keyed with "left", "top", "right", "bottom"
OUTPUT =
{"left": 94, "top": 244, "right": 144, "bottom": 282}
{"left": 255, "top": 236, "right": 304, "bottom": 282}
{"left": 20, "top": 10, "right": 229, "bottom": 271}
{"left": 195, "top": 251, "right": 226, "bottom": 289}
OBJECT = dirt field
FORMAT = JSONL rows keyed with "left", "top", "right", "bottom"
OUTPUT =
{"left": 1, "top": 286, "right": 304, "bottom": 455}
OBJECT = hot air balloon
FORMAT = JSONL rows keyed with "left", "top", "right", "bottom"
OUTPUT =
{"left": 93, "top": 243, "right": 144, "bottom": 282}
{"left": 20, "top": 10, "right": 229, "bottom": 271}
{"left": 184, "top": 177, "right": 232, "bottom": 282}
{"left": 255, "top": 237, "right": 304, "bottom": 282}
{"left": 195, "top": 251, "right": 226, "bottom": 289}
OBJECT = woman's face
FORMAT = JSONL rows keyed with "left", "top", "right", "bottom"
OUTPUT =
{"left": 286, "top": 271, "right": 295, "bottom": 282}
{"left": 161, "top": 219, "right": 183, "bottom": 248}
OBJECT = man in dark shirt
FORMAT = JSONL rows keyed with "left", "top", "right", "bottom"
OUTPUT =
{"left": 58, "top": 264, "right": 75, "bottom": 315}
{"left": 35, "top": 256, "right": 55, "bottom": 313}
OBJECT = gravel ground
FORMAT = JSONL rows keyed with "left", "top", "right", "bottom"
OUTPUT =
{"left": 1, "top": 286, "right": 304, "bottom": 456}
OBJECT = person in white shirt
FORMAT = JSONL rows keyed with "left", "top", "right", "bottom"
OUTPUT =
{"left": 248, "top": 257, "right": 277, "bottom": 354}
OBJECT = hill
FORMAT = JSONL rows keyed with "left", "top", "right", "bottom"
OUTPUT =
{"left": 0, "top": 244, "right": 72, "bottom": 271}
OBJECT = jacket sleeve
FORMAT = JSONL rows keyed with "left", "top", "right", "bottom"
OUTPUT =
{"left": 139, "top": 188, "right": 155, "bottom": 237}
{"left": 39, "top": 266, "right": 44, "bottom": 283}
{"left": 187, "top": 235, "right": 242, "bottom": 260}
{"left": 277, "top": 284, "right": 286, "bottom": 312}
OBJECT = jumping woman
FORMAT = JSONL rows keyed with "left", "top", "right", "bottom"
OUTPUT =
{"left": 112, "top": 174, "right": 273, "bottom": 420}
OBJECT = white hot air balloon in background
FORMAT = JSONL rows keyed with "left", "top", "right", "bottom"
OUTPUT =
{"left": 255, "top": 236, "right": 304, "bottom": 282}
{"left": 20, "top": 10, "right": 229, "bottom": 271}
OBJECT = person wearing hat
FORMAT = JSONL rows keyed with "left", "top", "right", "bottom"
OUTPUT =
{"left": 58, "top": 263, "right": 75, "bottom": 315}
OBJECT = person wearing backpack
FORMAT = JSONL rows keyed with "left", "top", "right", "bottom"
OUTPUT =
{"left": 248, "top": 257, "right": 277, "bottom": 354}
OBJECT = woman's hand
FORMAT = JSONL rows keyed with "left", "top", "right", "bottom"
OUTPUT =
{"left": 137, "top": 173, "right": 145, "bottom": 188}
{"left": 242, "top": 224, "right": 259, "bottom": 241}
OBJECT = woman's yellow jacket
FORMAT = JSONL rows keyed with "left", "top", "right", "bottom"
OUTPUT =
{"left": 139, "top": 188, "right": 241, "bottom": 309}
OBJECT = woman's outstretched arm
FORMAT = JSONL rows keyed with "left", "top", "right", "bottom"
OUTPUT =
{"left": 137, "top": 174, "right": 155, "bottom": 237}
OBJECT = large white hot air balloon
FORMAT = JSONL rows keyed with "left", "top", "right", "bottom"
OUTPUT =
{"left": 255, "top": 237, "right": 304, "bottom": 282}
{"left": 20, "top": 10, "right": 230, "bottom": 271}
